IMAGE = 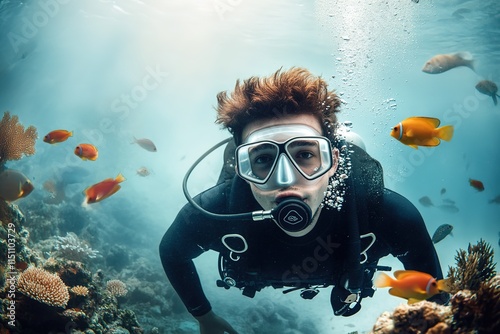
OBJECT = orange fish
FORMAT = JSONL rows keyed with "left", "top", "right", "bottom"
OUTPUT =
{"left": 374, "top": 270, "right": 451, "bottom": 304}
{"left": 74, "top": 144, "right": 98, "bottom": 161}
{"left": 469, "top": 178, "right": 485, "bottom": 191}
{"left": 391, "top": 116, "right": 454, "bottom": 149}
{"left": 83, "top": 173, "right": 125, "bottom": 204}
{"left": 43, "top": 130, "right": 73, "bottom": 144}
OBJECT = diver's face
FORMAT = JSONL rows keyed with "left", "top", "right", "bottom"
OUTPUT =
{"left": 241, "top": 114, "right": 338, "bottom": 236}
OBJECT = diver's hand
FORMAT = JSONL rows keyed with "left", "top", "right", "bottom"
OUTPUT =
{"left": 195, "top": 310, "right": 238, "bottom": 334}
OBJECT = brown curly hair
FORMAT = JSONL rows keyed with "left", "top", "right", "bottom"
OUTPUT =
{"left": 215, "top": 67, "right": 342, "bottom": 145}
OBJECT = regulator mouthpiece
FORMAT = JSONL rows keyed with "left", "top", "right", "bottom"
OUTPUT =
{"left": 272, "top": 197, "right": 312, "bottom": 233}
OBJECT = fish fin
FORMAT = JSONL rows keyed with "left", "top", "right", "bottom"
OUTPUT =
{"left": 409, "top": 116, "right": 441, "bottom": 128}
{"left": 406, "top": 129, "right": 415, "bottom": 138}
{"left": 374, "top": 272, "right": 393, "bottom": 288}
{"left": 437, "top": 278, "right": 452, "bottom": 293}
{"left": 394, "top": 270, "right": 423, "bottom": 279}
{"left": 408, "top": 298, "right": 423, "bottom": 305}
{"left": 409, "top": 144, "right": 419, "bottom": 149}
{"left": 418, "top": 137, "right": 441, "bottom": 147}
{"left": 388, "top": 287, "right": 409, "bottom": 299}
{"left": 493, "top": 95, "right": 498, "bottom": 106}
{"left": 436, "top": 125, "right": 454, "bottom": 142}
{"left": 115, "top": 173, "right": 126, "bottom": 183}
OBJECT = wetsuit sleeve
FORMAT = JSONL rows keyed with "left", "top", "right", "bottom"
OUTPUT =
{"left": 159, "top": 202, "right": 214, "bottom": 317}
{"left": 380, "top": 189, "right": 444, "bottom": 279}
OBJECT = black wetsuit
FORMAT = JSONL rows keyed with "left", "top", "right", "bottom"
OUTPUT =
{"left": 159, "top": 174, "right": 445, "bottom": 317}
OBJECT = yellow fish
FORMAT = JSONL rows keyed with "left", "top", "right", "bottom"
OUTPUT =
{"left": 0, "top": 169, "right": 34, "bottom": 201}
{"left": 374, "top": 270, "right": 451, "bottom": 304}
{"left": 391, "top": 116, "right": 454, "bottom": 149}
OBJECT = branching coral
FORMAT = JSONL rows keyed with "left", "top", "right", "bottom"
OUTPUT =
{"left": 0, "top": 111, "right": 38, "bottom": 165}
{"left": 450, "top": 275, "right": 500, "bottom": 333}
{"left": 17, "top": 267, "right": 70, "bottom": 308}
{"left": 106, "top": 279, "right": 128, "bottom": 297}
{"left": 70, "top": 285, "right": 89, "bottom": 297}
{"left": 371, "top": 240, "right": 499, "bottom": 334}
{"left": 447, "top": 239, "right": 496, "bottom": 294}
{"left": 53, "top": 232, "right": 99, "bottom": 262}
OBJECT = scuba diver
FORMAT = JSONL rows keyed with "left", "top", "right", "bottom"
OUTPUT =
{"left": 159, "top": 67, "right": 447, "bottom": 334}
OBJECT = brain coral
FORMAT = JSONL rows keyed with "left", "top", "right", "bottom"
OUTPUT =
{"left": 17, "top": 267, "right": 70, "bottom": 308}
{"left": 0, "top": 111, "right": 38, "bottom": 165}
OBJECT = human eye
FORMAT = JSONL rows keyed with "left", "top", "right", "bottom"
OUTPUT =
{"left": 253, "top": 153, "right": 274, "bottom": 165}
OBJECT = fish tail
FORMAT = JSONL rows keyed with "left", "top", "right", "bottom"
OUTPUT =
{"left": 466, "top": 58, "right": 475, "bottom": 72}
{"left": 115, "top": 173, "right": 126, "bottom": 183}
{"left": 374, "top": 272, "right": 393, "bottom": 288}
{"left": 456, "top": 51, "right": 475, "bottom": 71}
{"left": 69, "top": 131, "right": 74, "bottom": 137}
{"left": 436, "top": 125, "right": 454, "bottom": 142}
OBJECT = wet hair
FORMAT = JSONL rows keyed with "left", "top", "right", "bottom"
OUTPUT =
{"left": 215, "top": 67, "right": 342, "bottom": 145}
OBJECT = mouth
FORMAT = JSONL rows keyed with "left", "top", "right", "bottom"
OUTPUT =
{"left": 275, "top": 191, "right": 304, "bottom": 204}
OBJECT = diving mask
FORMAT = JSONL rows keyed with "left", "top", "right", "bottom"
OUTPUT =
{"left": 236, "top": 124, "right": 333, "bottom": 190}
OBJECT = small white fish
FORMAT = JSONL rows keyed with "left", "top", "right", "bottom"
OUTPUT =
{"left": 422, "top": 52, "right": 474, "bottom": 74}
{"left": 136, "top": 167, "right": 150, "bottom": 177}
{"left": 132, "top": 137, "right": 157, "bottom": 152}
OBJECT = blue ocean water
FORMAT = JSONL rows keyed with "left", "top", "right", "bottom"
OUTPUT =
{"left": 1, "top": 0, "right": 499, "bottom": 333}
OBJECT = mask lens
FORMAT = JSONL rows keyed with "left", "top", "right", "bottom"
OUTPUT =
{"left": 248, "top": 143, "right": 278, "bottom": 180}
{"left": 236, "top": 137, "right": 332, "bottom": 185}
{"left": 237, "top": 142, "right": 278, "bottom": 183}
{"left": 286, "top": 138, "right": 325, "bottom": 178}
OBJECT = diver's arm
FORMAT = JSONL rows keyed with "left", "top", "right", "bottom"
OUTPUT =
{"left": 159, "top": 205, "right": 213, "bottom": 316}
{"left": 382, "top": 189, "right": 444, "bottom": 278}
{"left": 196, "top": 310, "right": 239, "bottom": 334}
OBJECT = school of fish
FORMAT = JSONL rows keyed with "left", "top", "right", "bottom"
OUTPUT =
{"left": 0, "top": 129, "right": 157, "bottom": 203}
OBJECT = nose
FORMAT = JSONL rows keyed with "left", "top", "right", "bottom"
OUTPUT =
{"left": 274, "top": 154, "right": 297, "bottom": 187}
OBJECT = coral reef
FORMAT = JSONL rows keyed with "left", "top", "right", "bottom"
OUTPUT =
{"left": 70, "top": 285, "right": 89, "bottom": 297}
{"left": 0, "top": 202, "right": 147, "bottom": 334}
{"left": 450, "top": 275, "right": 500, "bottom": 333}
{"left": 371, "top": 301, "right": 451, "bottom": 334}
{"left": 17, "top": 267, "right": 70, "bottom": 308}
{"left": 447, "top": 239, "right": 496, "bottom": 294}
{"left": 370, "top": 240, "right": 499, "bottom": 334}
{"left": 0, "top": 111, "right": 38, "bottom": 166}
{"left": 106, "top": 279, "right": 128, "bottom": 298}
{"left": 53, "top": 232, "right": 99, "bottom": 262}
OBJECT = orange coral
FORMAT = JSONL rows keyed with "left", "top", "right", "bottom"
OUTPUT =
{"left": 0, "top": 111, "right": 38, "bottom": 165}
{"left": 70, "top": 285, "right": 89, "bottom": 297}
{"left": 17, "top": 267, "right": 70, "bottom": 308}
